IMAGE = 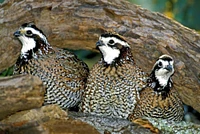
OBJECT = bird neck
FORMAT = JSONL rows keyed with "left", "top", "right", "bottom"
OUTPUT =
{"left": 103, "top": 47, "right": 135, "bottom": 67}
{"left": 148, "top": 72, "right": 172, "bottom": 98}
{"left": 20, "top": 41, "right": 54, "bottom": 62}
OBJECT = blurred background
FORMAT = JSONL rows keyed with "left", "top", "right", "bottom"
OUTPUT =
{"left": 129, "top": 0, "right": 200, "bottom": 31}
{"left": 0, "top": 0, "right": 200, "bottom": 123}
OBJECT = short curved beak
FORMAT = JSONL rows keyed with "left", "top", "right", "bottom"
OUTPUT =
{"left": 165, "top": 65, "right": 173, "bottom": 72}
{"left": 96, "top": 40, "right": 104, "bottom": 47}
{"left": 13, "top": 30, "right": 21, "bottom": 37}
{"left": 96, "top": 40, "right": 105, "bottom": 50}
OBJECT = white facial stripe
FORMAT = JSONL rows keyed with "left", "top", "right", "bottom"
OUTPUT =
{"left": 169, "top": 61, "right": 174, "bottom": 66}
{"left": 18, "top": 36, "right": 36, "bottom": 55}
{"left": 156, "top": 59, "right": 174, "bottom": 67}
{"left": 98, "top": 45, "right": 120, "bottom": 64}
{"left": 17, "top": 27, "right": 49, "bottom": 56}
{"left": 98, "top": 35, "right": 130, "bottom": 64}
{"left": 100, "top": 37, "right": 130, "bottom": 47}
{"left": 24, "top": 27, "right": 48, "bottom": 44}
{"left": 155, "top": 60, "right": 174, "bottom": 87}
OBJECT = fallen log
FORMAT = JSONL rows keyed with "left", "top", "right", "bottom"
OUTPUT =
{"left": 0, "top": 75, "right": 45, "bottom": 120}
{"left": 0, "top": 105, "right": 154, "bottom": 134}
{"left": 0, "top": 0, "right": 199, "bottom": 113}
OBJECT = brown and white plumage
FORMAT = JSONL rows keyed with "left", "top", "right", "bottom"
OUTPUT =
{"left": 128, "top": 55, "right": 184, "bottom": 121}
{"left": 80, "top": 33, "right": 147, "bottom": 119}
{"left": 13, "top": 23, "right": 89, "bottom": 109}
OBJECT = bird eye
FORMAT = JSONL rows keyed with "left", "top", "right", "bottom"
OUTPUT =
{"left": 26, "top": 30, "right": 32, "bottom": 35}
{"left": 158, "top": 61, "right": 162, "bottom": 67}
{"left": 109, "top": 39, "right": 114, "bottom": 44}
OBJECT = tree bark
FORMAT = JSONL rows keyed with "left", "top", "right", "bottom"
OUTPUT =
{"left": 0, "top": 75, "right": 45, "bottom": 120}
{"left": 0, "top": 105, "right": 99, "bottom": 134}
{"left": 0, "top": 105, "right": 154, "bottom": 134}
{"left": 0, "top": 0, "right": 200, "bottom": 113}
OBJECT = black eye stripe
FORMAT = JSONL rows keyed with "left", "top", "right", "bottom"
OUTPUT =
{"left": 26, "top": 30, "right": 33, "bottom": 35}
{"left": 109, "top": 39, "right": 114, "bottom": 44}
{"left": 158, "top": 61, "right": 162, "bottom": 67}
{"left": 101, "top": 33, "right": 127, "bottom": 42}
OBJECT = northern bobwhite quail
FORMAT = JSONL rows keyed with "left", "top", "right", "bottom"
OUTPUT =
{"left": 13, "top": 23, "right": 89, "bottom": 109}
{"left": 128, "top": 55, "right": 184, "bottom": 121}
{"left": 80, "top": 33, "right": 147, "bottom": 119}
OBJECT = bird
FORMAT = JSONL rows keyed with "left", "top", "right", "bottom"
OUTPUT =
{"left": 80, "top": 33, "right": 147, "bottom": 119}
{"left": 128, "top": 54, "right": 184, "bottom": 122}
{"left": 13, "top": 22, "right": 89, "bottom": 109}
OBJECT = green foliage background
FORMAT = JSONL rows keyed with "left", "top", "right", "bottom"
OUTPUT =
{"left": 129, "top": 0, "right": 200, "bottom": 30}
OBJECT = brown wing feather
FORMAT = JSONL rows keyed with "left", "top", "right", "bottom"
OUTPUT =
{"left": 14, "top": 48, "right": 89, "bottom": 109}
{"left": 129, "top": 86, "right": 184, "bottom": 121}
{"left": 81, "top": 59, "right": 147, "bottom": 119}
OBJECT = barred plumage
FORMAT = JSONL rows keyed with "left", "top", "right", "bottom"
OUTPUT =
{"left": 128, "top": 55, "right": 184, "bottom": 121}
{"left": 13, "top": 23, "right": 89, "bottom": 109}
{"left": 80, "top": 33, "right": 147, "bottom": 119}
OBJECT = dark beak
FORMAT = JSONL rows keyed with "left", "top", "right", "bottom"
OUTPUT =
{"left": 13, "top": 30, "right": 21, "bottom": 37}
{"left": 96, "top": 40, "right": 104, "bottom": 47}
{"left": 165, "top": 65, "right": 173, "bottom": 72}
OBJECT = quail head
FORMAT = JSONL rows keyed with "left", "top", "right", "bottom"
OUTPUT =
{"left": 128, "top": 55, "right": 184, "bottom": 121}
{"left": 80, "top": 33, "right": 147, "bottom": 119}
{"left": 13, "top": 23, "right": 89, "bottom": 109}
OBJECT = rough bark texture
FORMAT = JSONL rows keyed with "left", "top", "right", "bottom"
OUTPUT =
{"left": 69, "top": 112, "right": 156, "bottom": 134}
{"left": 0, "top": 75, "right": 45, "bottom": 120}
{"left": 0, "top": 0, "right": 199, "bottom": 117}
{"left": 0, "top": 105, "right": 99, "bottom": 134}
{"left": 1, "top": 105, "right": 200, "bottom": 134}
{"left": 0, "top": 105, "right": 156, "bottom": 134}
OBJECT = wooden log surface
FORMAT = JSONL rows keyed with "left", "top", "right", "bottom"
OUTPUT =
{"left": 0, "top": 0, "right": 200, "bottom": 113}
{"left": 0, "top": 105, "right": 99, "bottom": 134}
{"left": 0, "top": 75, "right": 45, "bottom": 120}
{"left": 0, "top": 105, "right": 154, "bottom": 134}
